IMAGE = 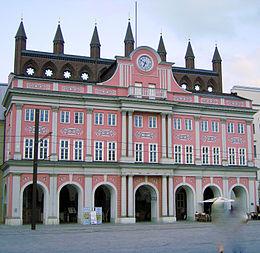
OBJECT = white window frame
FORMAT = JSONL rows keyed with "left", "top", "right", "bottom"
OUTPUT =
{"left": 135, "top": 143, "right": 144, "bottom": 162}
{"left": 94, "top": 113, "right": 104, "bottom": 125}
{"left": 134, "top": 115, "right": 143, "bottom": 128}
{"left": 25, "top": 109, "right": 35, "bottom": 122}
{"left": 211, "top": 121, "right": 219, "bottom": 133}
{"left": 39, "top": 139, "right": 49, "bottom": 160}
{"left": 134, "top": 83, "right": 143, "bottom": 98}
{"left": 212, "top": 147, "right": 220, "bottom": 165}
{"left": 202, "top": 146, "right": 209, "bottom": 165}
{"left": 238, "top": 148, "right": 246, "bottom": 166}
{"left": 74, "top": 140, "right": 84, "bottom": 161}
{"left": 108, "top": 114, "right": 117, "bottom": 126}
{"left": 149, "top": 143, "right": 158, "bottom": 163}
{"left": 185, "top": 145, "right": 193, "bottom": 164}
{"left": 148, "top": 116, "right": 157, "bottom": 128}
{"left": 107, "top": 142, "right": 117, "bottom": 161}
{"left": 185, "top": 119, "right": 192, "bottom": 131}
{"left": 238, "top": 123, "right": 245, "bottom": 134}
{"left": 94, "top": 141, "right": 104, "bottom": 161}
{"left": 24, "top": 138, "right": 34, "bottom": 159}
{"left": 148, "top": 84, "right": 156, "bottom": 99}
{"left": 201, "top": 121, "right": 208, "bottom": 132}
{"left": 227, "top": 122, "right": 235, "bottom": 133}
{"left": 39, "top": 109, "right": 49, "bottom": 122}
{"left": 60, "top": 111, "right": 70, "bottom": 124}
{"left": 228, "top": 147, "right": 236, "bottom": 165}
{"left": 59, "top": 140, "right": 70, "bottom": 160}
{"left": 174, "top": 118, "right": 182, "bottom": 130}
{"left": 174, "top": 145, "right": 182, "bottom": 164}
{"left": 74, "top": 112, "right": 84, "bottom": 124}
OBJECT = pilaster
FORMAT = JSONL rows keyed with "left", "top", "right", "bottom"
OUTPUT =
{"left": 194, "top": 116, "right": 201, "bottom": 165}
{"left": 50, "top": 106, "right": 58, "bottom": 161}
{"left": 221, "top": 118, "right": 228, "bottom": 166}
{"left": 14, "top": 104, "right": 22, "bottom": 160}
{"left": 85, "top": 108, "right": 93, "bottom": 162}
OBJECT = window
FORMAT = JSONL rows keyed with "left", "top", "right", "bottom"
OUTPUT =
{"left": 60, "top": 140, "right": 69, "bottom": 160}
{"left": 239, "top": 148, "right": 246, "bottom": 166}
{"left": 201, "top": 121, "right": 208, "bottom": 132}
{"left": 39, "top": 110, "right": 49, "bottom": 122}
{"left": 211, "top": 121, "right": 219, "bottom": 132}
{"left": 149, "top": 144, "right": 157, "bottom": 163}
{"left": 174, "top": 118, "right": 181, "bottom": 130}
{"left": 95, "top": 113, "right": 104, "bottom": 125}
{"left": 185, "top": 145, "right": 193, "bottom": 164}
{"left": 134, "top": 115, "right": 143, "bottom": 128}
{"left": 107, "top": 142, "right": 117, "bottom": 161}
{"left": 135, "top": 143, "right": 143, "bottom": 162}
{"left": 228, "top": 147, "right": 236, "bottom": 165}
{"left": 74, "top": 112, "right": 84, "bottom": 124}
{"left": 134, "top": 83, "right": 142, "bottom": 98}
{"left": 185, "top": 119, "right": 192, "bottom": 131}
{"left": 202, "top": 146, "right": 209, "bottom": 165}
{"left": 148, "top": 84, "right": 156, "bottom": 99}
{"left": 25, "top": 109, "right": 35, "bottom": 121}
{"left": 24, "top": 138, "right": 34, "bottom": 159}
{"left": 74, "top": 140, "right": 83, "bottom": 161}
{"left": 238, "top": 123, "right": 245, "bottom": 134}
{"left": 212, "top": 147, "right": 220, "bottom": 165}
{"left": 39, "top": 139, "right": 49, "bottom": 160}
{"left": 148, "top": 116, "right": 157, "bottom": 128}
{"left": 108, "top": 114, "right": 117, "bottom": 126}
{"left": 254, "top": 144, "right": 257, "bottom": 158}
{"left": 228, "top": 123, "right": 234, "bottom": 133}
{"left": 253, "top": 124, "right": 255, "bottom": 134}
{"left": 94, "top": 141, "right": 103, "bottom": 161}
{"left": 174, "top": 145, "right": 182, "bottom": 164}
{"left": 60, "top": 111, "right": 70, "bottom": 123}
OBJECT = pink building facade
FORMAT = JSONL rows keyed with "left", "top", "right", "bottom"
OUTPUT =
{"left": 1, "top": 21, "right": 259, "bottom": 225}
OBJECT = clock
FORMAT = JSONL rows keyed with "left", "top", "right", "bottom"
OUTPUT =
{"left": 137, "top": 55, "right": 153, "bottom": 71}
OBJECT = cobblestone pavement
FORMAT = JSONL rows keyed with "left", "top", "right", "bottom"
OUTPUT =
{"left": 0, "top": 221, "right": 259, "bottom": 253}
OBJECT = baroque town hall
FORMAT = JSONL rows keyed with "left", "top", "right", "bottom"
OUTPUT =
{"left": 1, "top": 20, "right": 258, "bottom": 225}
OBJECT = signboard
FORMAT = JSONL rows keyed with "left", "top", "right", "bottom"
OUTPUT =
{"left": 82, "top": 207, "right": 91, "bottom": 225}
{"left": 95, "top": 207, "right": 102, "bottom": 225}
{"left": 90, "top": 211, "right": 97, "bottom": 225}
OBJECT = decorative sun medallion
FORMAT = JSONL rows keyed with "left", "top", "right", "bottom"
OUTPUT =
{"left": 45, "top": 69, "right": 53, "bottom": 77}
{"left": 181, "top": 83, "right": 187, "bottom": 90}
{"left": 26, "top": 67, "right": 35, "bottom": 76}
{"left": 195, "top": 84, "right": 200, "bottom": 91}
{"left": 81, "top": 72, "right": 89, "bottom": 81}
{"left": 63, "top": 70, "right": 71, "bottom": 79}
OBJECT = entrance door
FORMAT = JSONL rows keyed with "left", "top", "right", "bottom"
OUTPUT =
{"left": 59, "top": 185, "right": 78, "bottom": 223}
{"left": 23, "top": 184, "right": 44, "bottom": 224}
{"left": 203, "top": 187, "right": 214, "bottom": 214}
{"left": 176, "top": 187, "right": 187, "bottom": 220}
{"left": 94, "top": 185, "right": 111, "bottom": 223}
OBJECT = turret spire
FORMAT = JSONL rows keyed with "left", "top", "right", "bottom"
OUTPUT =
{"left": 212, "top": 45, "right": 222, "bottom": 62}
{"left": 15, "top": 20, "right": 27, "bottom": 39}
{"left": 53, "top": 23, "right": 64, "bottom": 54}
{"left": 185, "top": 40, "right": 195, "bottom": 69}
{"left": 90, "top": 24, "right": 101, "bottom": 58}
{"left": 212, "top": 45, "right": 222, "bottom": 92}
{"left": 157, "top": 34, "right": 167, "bottom": 61}
{"left": 124, "top": 21, "right": 134, "bottom": 57}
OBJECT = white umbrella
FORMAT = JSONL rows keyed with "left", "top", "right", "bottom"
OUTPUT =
{"left": 199, "top": 197, "right": 235, "bottom": 204}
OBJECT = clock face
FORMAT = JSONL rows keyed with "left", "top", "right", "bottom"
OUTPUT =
{"left": 137, "top": 55, "right": 153, "bottom": 71}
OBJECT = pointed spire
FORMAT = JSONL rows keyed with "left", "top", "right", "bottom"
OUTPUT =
{"left": 53, "top": 22, "right": 64, "bottom": 54}
{"left": 124, "top": 20, "right": 134, "bottom": 57}
{"left": 212, "top": 45, "right": 222, "bottom": 62}
{"left": 157, "top": 34, "right": 167, "bottom": 61}
{"left": 124, "top": 21, "right": 134, "bottom": 43}
{"left": 90, "top": 25, "right": 101, "bottom": 46}
{"left": 15, "top": 20, "right": 27, "bottom": 39}
{"left": 185, "top": 41, "right": 194, "bottom": 59}
{"left": 90, "top": 24, "right": 101, "bottom": 58}
{"left": 53, "top": 23, "right": 64, "bottom": 43}
{"left": 185, "top": 40, "right": 195, "bottom": 69}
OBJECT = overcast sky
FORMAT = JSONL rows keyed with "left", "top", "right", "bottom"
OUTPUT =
{"left": 1, "top": 0, "right": 260, "bottom": 92}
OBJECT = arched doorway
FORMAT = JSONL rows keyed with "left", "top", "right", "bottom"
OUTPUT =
{"left": 135, "top": 185, "right": 157, "bottom": 222}
{"left": 203, "top": 186, "right": 221, "bottom": 214}
{"left": 175, "top": 185, "right": 194, "bottom": 220}
{"left": 59, "top": 185, "right": 78, "bottom": 223}
{"left": 22, "top": 184, "right": 44, "bottom": 224}
{"left": 230, "top": 186, "right": 248, "bottom": 212}
{"left": 94, "top": 184, "right": 117, "bottom": 223}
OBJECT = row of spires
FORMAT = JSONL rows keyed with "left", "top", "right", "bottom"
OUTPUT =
{"left": 15, "top": 20, "right": 222, "bottom": 69}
